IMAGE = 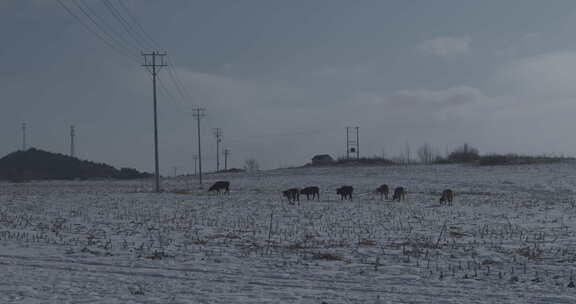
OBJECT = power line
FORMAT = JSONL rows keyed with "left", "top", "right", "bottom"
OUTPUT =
{"left": 59, "top": 0, "right": 205, "bottom": 182}
{"left": 157, "top": 77, "right": 193, "bottom": 114}
{"left": 103, "top": 1, "right": 192, "bottom": 108}
{"left": 104, "top": 2, "right": 193, "bottom": 114}
{"left": 115, "top": 0, "right": 161, "bottom": 49}
{"left": 77, "top": 0, "right": 141, "bottom": 52}
{"left": 56, "top": 0, "right": 139, "bottom": 63}
{"left": 101, "top": 0, "right": 152, "bottom": 50}
{"left": 59, "top": 0, "right": 192, "bottom": 109}
{"left": 166, "top": 56, "right": 193, "bottom": 101}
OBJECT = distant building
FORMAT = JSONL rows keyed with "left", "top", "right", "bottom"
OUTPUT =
{"left": 311, "top": 154, "right": 334, "bottom": 166}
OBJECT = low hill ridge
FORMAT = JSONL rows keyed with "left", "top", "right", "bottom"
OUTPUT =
{"left": 0, "top": 148, "right": 151, "bottom": 181}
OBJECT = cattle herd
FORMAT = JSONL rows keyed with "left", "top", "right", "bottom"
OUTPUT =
{"left": 208, "top": 180, "right": 455, "bottom": 206}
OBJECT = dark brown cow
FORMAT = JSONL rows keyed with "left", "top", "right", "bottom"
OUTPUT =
{"left": 282, "top": 188, "right": 300, "bottom": 205}
{"left": 336, "top": 186, "right": 353, "bottom": 200}
{"left": 208, "top": 181, "right": 230, "bottom": 194}
{"left": 392, "top": 186, "right": 406, "bottom": 201}
{"left": 300, "top": 186, "right": 320, "bottom": 200}
{"left": 376, "top": 184, "right": 389, "bottom": 200}
{"left": 439, "top": 189, "right": 454, "bottom": 206}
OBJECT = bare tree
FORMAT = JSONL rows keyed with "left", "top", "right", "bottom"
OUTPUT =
{"left": 404, "top": 142, "right": 411, "bottom": 165}
{"left": 244, "top": 158, "right": 260, "bottom": 173}
{"left": 417, "top": 143, "right": 434, "bottom": 164}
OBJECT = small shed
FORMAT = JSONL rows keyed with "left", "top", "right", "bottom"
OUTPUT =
{"left": 311, "top": 154, "right": 334, "bottom": 166}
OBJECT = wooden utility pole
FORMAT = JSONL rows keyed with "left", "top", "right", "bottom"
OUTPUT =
{"left": 346, "top": 127, "right": 349, "bottom": 160}
{"left": 142, "top": 51, "right": 167, "bottom": 193}
{"left": 213, "top": 128, "right": 222, "bottom": 172}
{"left": 192, "top": 107, "right": 206, "bottom": 187}
{"left": 70, "top": 125, "right": 76, "bottom": 157}
{"left": 223, "top": 148, "right": 230, "bottom": 170}
{"left": 356, "top": 126, "right": 360, "bottom": 159}
{"left": 193, "top": 154, "right": 198, "bottom": 175}
{"left": 21, "top": 122, "right": 27, "bottom": 151}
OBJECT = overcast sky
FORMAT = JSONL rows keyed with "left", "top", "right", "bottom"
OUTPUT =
{"left": 2, "top": 0, "right": 576, "bottom": 173}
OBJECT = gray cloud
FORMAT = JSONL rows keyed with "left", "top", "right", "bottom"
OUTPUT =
{"left": 3, "top": 1, "right": 576, "bottom": 174}
{"left": 394, "top": 86, "right": 482, "bottom": 106}
{"left": 418, "top": 36, "right": 471, "bottom": 57}
{"left": 496, "top": 51, "right": 576, "bottom": 99}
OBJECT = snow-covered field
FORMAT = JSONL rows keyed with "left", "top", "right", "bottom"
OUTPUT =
{"left": 1, "top": 163, "right": 576, "bottom": 303}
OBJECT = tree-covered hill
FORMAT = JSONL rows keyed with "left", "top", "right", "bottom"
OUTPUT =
{"left": 0, "top": 148, "right": 151, "bottom": 181}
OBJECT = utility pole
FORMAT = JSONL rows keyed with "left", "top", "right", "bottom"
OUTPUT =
{"left": 193, "top": 154, "right": 198, "bottom": 175}
{"left": 21, "top": 122, "right": 27, "bottom": 151}
{"left": 192, "top": 107, "right": 206, "bottom": 187}
{"left": 223, "top": 148, "right": 230, "bottom": 170}
{"left": 142, "top": 51, "right": 167, "bottom": 193}
{"left": 356, "top": 126, "right": 360, "bottom": 159}
{"left": 346, "top": 127, "right": 350, "bottom": 160}
{"left": 172, "top": 166, "right": 178, "bottom": 177}
{"left": 70, "top": 125, "right": 75, "bottom": 157}
{"left": 213, "top": 128, "right": 222, "bottom": 172}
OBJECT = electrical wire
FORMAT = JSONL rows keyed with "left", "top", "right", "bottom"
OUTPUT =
{"left": 101, "top": 0, "right": 153, "bottom": 50}
{"left": 56, "top": 0, "right": 139, "bottom": 63}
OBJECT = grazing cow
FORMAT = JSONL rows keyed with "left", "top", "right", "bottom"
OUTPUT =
{"left": 282, "top": 188, "right": 300, "bottom": 205}
{"left": 439, "top": 189, "right": 454, "bottom": 206}
{"left": 300, "top": 186, "right": 320, "bottom": 200}
{"left": 336, "top": 186, "right": 353, "bottom": 200}
{"left": 392, "top": 186, "right": 406, "bottom": 201}
{"left": 376, "top": 184, "right": 389, "bottom": 200}
{"left": 208, "top": 181, "right": 230, "bottom": 194}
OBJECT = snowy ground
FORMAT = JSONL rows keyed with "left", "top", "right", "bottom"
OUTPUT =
{"left": 1, "top": 163, "right": 576, "bottom": 303}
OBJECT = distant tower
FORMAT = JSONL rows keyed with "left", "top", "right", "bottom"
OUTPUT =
{"left": 192, "top": 107, "right": 206, "bottom": 186}
{"left": 193, "top": 154, "right": 198, "bottom": 175}
{"left": 213, "top": 128, "right": 222, "bottom": 172}
{"left": 346, "top": 126, "right": 359, "bottom": 160}
{"left": 70, "top": 125, "right": 76, "bottom": 157}
{"left": 21, "top": 122, "right": 27, "bottom": 151}
{"left": 223, "top": 148, "right": 230, "bottom": 170}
